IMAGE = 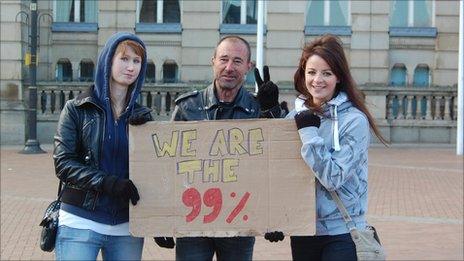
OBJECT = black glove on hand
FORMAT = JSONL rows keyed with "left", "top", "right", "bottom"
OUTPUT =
{"left": 264, "top": 231, "right": 285, "bottom": 242}
{"left": 255, "top": 66, "right": 279, "bottom": 111}
{"left": 294, "top": 110, "right": 321, "bottom": 129}
{"left": 154, "top": 237, "right": 175, "bottom": 249}
{"left": 102, "top": 176, "right": 140, "bottom": 205}
{"left": 128, "top": 114, "right": 150, "bottom": 125}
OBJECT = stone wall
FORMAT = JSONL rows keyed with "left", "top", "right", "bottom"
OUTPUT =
{"left": 0, "top": 0, "right": 460, "bottom": 145}
{"left": 1, "top": 0, "right": 27, "bottom": 145}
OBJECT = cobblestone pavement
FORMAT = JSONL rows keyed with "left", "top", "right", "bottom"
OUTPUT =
{"left": 1, "top": 145, "right": 463, "bottom": 260}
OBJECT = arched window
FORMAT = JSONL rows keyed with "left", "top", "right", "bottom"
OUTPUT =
{"left": 390, "top": 63, "right": 407, "bottom": 86}
{"left": 245, "top": 64, "right": 255, "bottom": 85}
{"left": 163, "top": 61, "right": 178, "bottom": 83}
{"left": 146, "top": 61, "right": 156, "bottom": 83}
{"left": 390, "top": 64, "right": 407, "bottom": 118}
{"left": 79, "top": 59, "right": 94, "bottom": 82}
{"left": 56, "top": 59, "right": 73, "bottom": 82}
{"left": 413, "top": 64, "right": 430, "bottom": 118}
{"left": 245, "top": 70, "right": 255, "bottom": 85}
{"left": 413, "top": 64, "right": 429, "bottom": 87}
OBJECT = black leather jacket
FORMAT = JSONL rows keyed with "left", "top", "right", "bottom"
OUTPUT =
{"left": 172, "top": 84, "right": 268, "bottom": 121}
{"left": 53, "top": 86, "right": 152, "bottom": 211}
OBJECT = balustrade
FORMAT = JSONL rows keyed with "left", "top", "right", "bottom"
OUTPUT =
{"left": 35, "top": 83, "right": 457, "bottom": 123}
{"left": 35, "top": 83, "right": 197, "bottom": 120}
{"left": 384, "top": 88, "right": 456, "bottom": 121}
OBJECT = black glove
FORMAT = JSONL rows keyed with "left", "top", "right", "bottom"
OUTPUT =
{"left": 280, "top": 101, "right": 289, "bottom": 115}
{"left": 255, "top": 66, "right": 279, "bottom": 111}
{"left": 264, "top": 231, "right": 284, "bottom": 242}
{"left": 102, "top": 176, "right": 140, "bottom": 205}
{"left": 294, "top": 110, "right": 321, "bottom": 129}
{"left": 128, "top": 114, "right": 150, "bottom": 125}
{"left": 154, "top": 237, "right": 175, "bottom": 249}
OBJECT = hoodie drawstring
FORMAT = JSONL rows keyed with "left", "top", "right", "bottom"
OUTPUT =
{"left": 331, "top": 105, "right": 341, "bottom": 151}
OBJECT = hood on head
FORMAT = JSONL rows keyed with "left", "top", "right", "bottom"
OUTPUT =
{"left": 93, "top": 32, "right": 147, "bottom": 112}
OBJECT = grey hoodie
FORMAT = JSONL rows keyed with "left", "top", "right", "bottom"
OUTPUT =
{"left": 286, "top": 92, "right": 369, "bottom": 235}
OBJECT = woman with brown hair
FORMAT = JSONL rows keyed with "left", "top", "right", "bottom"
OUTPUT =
{"left": 286, "top": 34, "right": 387, "bottom": 260}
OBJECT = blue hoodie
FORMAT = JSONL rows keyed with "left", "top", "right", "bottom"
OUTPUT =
{"left": 61, "top": 32, "right": 147, "bottom": 225}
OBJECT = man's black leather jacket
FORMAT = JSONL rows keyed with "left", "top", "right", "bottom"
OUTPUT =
{"left": 53, "top": 86, "right": 152, "bottom": 210}
{"left": 172, "top": 84, "right": 281, "bottom": 121}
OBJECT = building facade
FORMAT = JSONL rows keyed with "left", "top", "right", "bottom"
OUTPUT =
{"left": 0, "top": 0, "right": 460, "bottom": 145}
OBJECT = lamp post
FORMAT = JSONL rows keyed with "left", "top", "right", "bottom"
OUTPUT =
{"left": 19, "top": 0, "right": 45, "bottom": 154}
{"left": 457, "top": 0, "right": 464, "bottom": 155}
{"left": 255, "top": 0, "right": 264, "bottom": 93}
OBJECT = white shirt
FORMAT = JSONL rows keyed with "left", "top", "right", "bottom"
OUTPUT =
{"left": 58, "top": 209, "right": 130, "bottom": 236}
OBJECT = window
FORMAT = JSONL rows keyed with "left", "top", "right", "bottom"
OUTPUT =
{"left": 56, "top": 59, "right": 73, "bottom": 82}
{"left": 390, "top": 64, "right": 407, "bottom": 86}
{"left": 54, "top": 0, "right": 97, "bottom": 23}
{"left": 52, "top": 0, "right": 98, "bottom": 32}
{"left": 389, "top": 0, "right": 436, "bottom": 37}
{"left": 222, "top": 0, "right": 257, "bottom": 24}
{"left": 305, "top": 0, "right": 350, "bottom": 36}
{"left": 307, "top": 0, "right": 349, "bottom": 26}
{"left": 138, "top": 0, "right": 180, "bottom": 23}
{"left": 163, "top": 61, "right": 178, "bottom": 83}
{"left": 245, "top": 65, "right": 255, "bottom": 85}
{"left": 390, "top": 0, "right": 432, "bottom": 27}
{"left": 79, "top": 59, "right": 94, "bottom": 82}
{"left": 390, "top": 64, "right": 407, "bottom": 118}
{"left": 136, "top": 0, "right": 181, "bottom": 33}
{"left": 413, "top": 64, "right": 429, "bottom": 118}
{"left": 413, "top": 64, "right": 429, "bottom": 87}
{"left": 146, "top": 62, "right": 156, "bottom": 83}
{"left": 220, "top": 0, "right": 265, "bottom": 35}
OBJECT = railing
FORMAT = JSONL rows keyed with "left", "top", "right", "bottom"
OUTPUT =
{"left": 361, "top": 86, "right": 457, "bottom": 122}
{"left": 386, "top": 87, "right": 456, "bottom": 121}
{"left": 35, "top": 82, "right": 205, "bottom": 120}
{"left": 35, "top": 82, "right": 458, "bottom": 122}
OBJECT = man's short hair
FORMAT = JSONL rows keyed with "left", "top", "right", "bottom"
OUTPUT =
{"left": 214, "top": 35, "right": 251, "bottom": 62}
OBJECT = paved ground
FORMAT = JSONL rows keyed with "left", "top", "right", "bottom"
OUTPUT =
{"left": 1, "top": 144, "right": 463, "bottom": 260}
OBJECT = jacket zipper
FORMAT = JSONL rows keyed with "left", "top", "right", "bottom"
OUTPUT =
{"left": 92, "top": 101, "right": 105, "bottom": 210}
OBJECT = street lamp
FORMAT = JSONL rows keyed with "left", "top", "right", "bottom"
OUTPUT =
{"left": 17, "top": 0, "right": 46, "bottom": 154}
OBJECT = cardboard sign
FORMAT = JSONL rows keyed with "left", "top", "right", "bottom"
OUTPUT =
{"left": 129, "top": 119, "right": 315, "bottom": 237}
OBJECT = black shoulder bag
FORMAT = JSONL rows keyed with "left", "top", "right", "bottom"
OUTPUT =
{"left": 39, "top": 181, "right": 63, "bottom": 252}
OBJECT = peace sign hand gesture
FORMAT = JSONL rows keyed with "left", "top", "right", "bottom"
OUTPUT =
{"left": 254, "top": 66, "right": 279, "bottom": 111}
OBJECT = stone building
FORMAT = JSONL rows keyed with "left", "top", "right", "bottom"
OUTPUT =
{"left": 0, "top": 0, "right": 460, "bottom": 145}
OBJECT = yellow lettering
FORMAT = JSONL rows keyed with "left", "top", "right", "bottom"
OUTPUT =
{"left": 151, "top": 131, "right": 178, "bottom": 157}
{"left": 177, "top": 160, "right": 202, "bottom": 184}
{"left": 249, "top": 128, "right": 264, "bottom": 155}
{"left": 209, "top": 129, "right": 228, "bottom": 156}
{"left": 222, "top": 158, "right": 239, "bottom": 183}
{"left": 180, "top": 129, "right": 197, "bottom": 157}
{"left": 228, "top": 128, "right": 247, "bottom": 155}
{"left": 202, "top": 159, "right": 220, "bottom": 183}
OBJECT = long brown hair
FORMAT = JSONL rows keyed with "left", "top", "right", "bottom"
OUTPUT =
{"left": 294, "top": 34, "right": 388, "bottom": 145}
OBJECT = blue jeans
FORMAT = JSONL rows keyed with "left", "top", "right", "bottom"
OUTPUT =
{"left": 55, "top": 225, "right": 144, "bottom": 261}
{"left": 176, "top": 237, "right": 255, "bottom": 261}
{"left": 290, "top": 233, "right": 356, "bottom": 261}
